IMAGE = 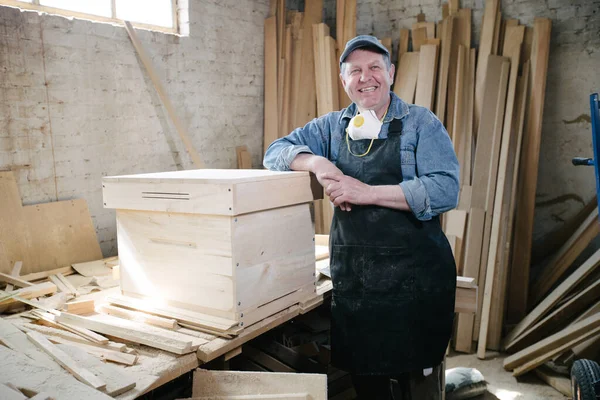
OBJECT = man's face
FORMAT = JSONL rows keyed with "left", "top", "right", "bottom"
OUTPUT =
{"left": 340, "top": 49, "right": 395, "bottom": 114}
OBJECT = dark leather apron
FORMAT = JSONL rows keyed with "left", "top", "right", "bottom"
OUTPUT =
{"left": 329, "top": 117, "right": 456, "bottom": 375}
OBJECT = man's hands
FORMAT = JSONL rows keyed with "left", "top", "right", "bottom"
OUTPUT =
{"left": 323, "top": 173, "right": 375, "bottom": 211}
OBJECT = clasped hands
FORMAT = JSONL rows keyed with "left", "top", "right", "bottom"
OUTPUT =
{"left": 317, "top": 172, "right": 373, "bottom": 212}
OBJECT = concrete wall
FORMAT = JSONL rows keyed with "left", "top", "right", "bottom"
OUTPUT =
{"left": 0, "top": 0, "right": 269, "bottom": 256}
{"left": 1, "top": 0, "right": 599, "bottom": 259}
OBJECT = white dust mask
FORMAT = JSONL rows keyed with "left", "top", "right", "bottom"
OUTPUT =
{"left": 347, "top": 110, "right": 382, "bottom": 140}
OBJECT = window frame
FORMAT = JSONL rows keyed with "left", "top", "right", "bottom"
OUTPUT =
{"left": 0, "top": 0, "right": 178, "bottom": 35}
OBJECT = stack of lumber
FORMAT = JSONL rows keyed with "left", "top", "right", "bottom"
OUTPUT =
{"left": 390, "top": 1, "right": 553, "bottom": 362}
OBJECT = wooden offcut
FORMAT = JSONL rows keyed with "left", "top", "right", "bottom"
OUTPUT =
{"left": 0, "top": 171, "right": 102, "bottom": 275}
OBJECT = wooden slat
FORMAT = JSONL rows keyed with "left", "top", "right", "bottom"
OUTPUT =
{"left": 4, "top": 261, "right": 23, "bottom": 291}
{"left": 412, "top": 26, "right": 428, "bottom": 51}
{"left": 503, "top": 247, "right": 600, "bottom": 349}
{"left": 398, "top": 28, "right": 409, "bottom": 58}
{"left": 505, "top": 278, "right": 600, "bottom": 353}
{"left": 434, "top": 16, "right": 453, "bottom": 124}
{"left": 55, "top": 313, "right": 194, "bottom": 355}
{"left": 530, "top": 208, "right": 600, "bottom": 305}
{"left": 393, "top": 52, "right": 420, "bottom": 103}
{"left": 0, "top": 282, "right": 57, "bottom": 309}
{"left": 123, "top": 22, "right": 203, "bottom": 168}
{"left": 32, "top": 310, "right": 110, "bottom": 344}
{"left": 97, "top": 304, "right": 178, "bottom": 329}
{"left": 263, "top": 16, "right": 278, "bottom": 154}
{"left": 478, "top": 25, "right": 525, "bottom": 353}
{"left": 451, "top": 45, "right": 467, "bottom": 150}
{"left": 472, "top": 56, "right": 511, "bottom": 341}
{"left": 0, "top": 270, "right": 32, "bottom": 288}
{"left": 27, "top": 331, "right": 106, "bottom": 390}
{"left": 474, "top": 0, "right": 500, "bottom": 135}
{"left": 414, "top": 44, "right": 439, "bottom": 110}
{"left": 454, "top": 207, "right": 485, "bottom": 353}
{"left": 507, "top": 18, "right": 552, "bottom": 323}
{"left": 280, "top": 24, "right": 293, "bottom": 136}
{"left": 412, "top": 22, "right": 435, "bottom": 39}
{"left": 48, "top": 336, "right": 137, "bottom": 366}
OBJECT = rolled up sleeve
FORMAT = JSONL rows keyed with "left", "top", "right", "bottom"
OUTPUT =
{"left": 263, "top": 117, "right": 329, "bottom": 171}
{"left": 401, "top": 113, "right": 460, "bottom": 221}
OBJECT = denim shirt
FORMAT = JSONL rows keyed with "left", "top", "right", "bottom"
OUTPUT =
{"left": 263, "top": 92, "right": 460, "bottom": 221}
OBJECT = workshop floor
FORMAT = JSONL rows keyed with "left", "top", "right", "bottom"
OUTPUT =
{"left": 446, "top": 352, "right": 568, "bottom": 399}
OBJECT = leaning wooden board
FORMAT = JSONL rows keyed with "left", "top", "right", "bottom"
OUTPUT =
{"left": 0, "top": 171, "right": 102, "bottom": 275}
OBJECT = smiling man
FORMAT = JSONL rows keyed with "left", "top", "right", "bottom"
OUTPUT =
{"left": 264, "top": 35, "right": 459, "bottom": 400}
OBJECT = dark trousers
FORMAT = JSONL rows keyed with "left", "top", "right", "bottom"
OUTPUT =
{"left": 351, "top": 363, "right": 443, "bottom": 400}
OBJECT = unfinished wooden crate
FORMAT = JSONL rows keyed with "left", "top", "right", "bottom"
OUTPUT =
{"left": 102, "top": 169, "right": 317, "bottom": 331}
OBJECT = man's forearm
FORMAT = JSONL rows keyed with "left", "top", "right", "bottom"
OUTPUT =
{"left": 290, "top": 153, "right": 322, "bottom": 172}
{"left": 371, "top": 185, "right": 411, "bottom": 211}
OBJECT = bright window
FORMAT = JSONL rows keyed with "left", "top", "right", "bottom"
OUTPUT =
{"left": 2, "top": 0, "right": 177, "bottom": 33}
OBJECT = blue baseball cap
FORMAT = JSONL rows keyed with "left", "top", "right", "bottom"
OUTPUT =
{"left": 339, "top": 35, "right": 390, "bottom": 67}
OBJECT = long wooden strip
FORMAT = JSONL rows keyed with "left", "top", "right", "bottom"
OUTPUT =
{"left": 19, "top": 266, "right": 75, "bottom": 282}
{"left": 505, "top": 278, "right": 600, "bottom": 353}
{"left": 512, "top": 325, "right": 600, "bottom": 377}
{"left": 504, "top": 314, "right": 600, "bottom": 371}
{"left": 474, "top": 0, "right": 499, "bottom": 133}
{"left": 0, "top": 270, "right": 32, "bottom": 288}
{"left": 393, "top": 52, "right": 420, "bottom": 103}
{"left": 48, "top": 336, "right": 137, "bottom": 366}
{"left": 48, "top": 274, "right": 70, "bottom": 294}
{"left": 530, "top": 208, "right": 600, "bottom": 305}
{"left": 27, "top": 331, "right": 106, "bottom": 390}
{"left": 5, "top": 261, "right": 24, "bottom": 292}
{"left": 0, "top": 282, "right": 57, "bottom": 308}
{"left": 264, "top": 16, "right": 278, "bottom": 153}
{"left": 434, "top": 16, "right": 453, "bottom": 124}
{"left": 507, "top": 18, "right": 552, "bottom": 323}
{"left": 32, "top": 310, "right": 110, "bottom": 344}
{"left": 58, "top": 343, "right": 136, "bottom": 396}
{"left": 414, "top": 44, "right": 439, "bottom": 110}
{"left": 57, "top": 273, "right": 79, "bottom": 296}
{"left": 123, "top": 21, "right": 203, "bottom": 168}
{"left": 97, "top": 304, "right": 178, "bottom": 329}
{"left": 56, "top": 313, "right": 193, "bottom": 354}
{"left": 503, "top": 247, "right": 600, "bottom": 348}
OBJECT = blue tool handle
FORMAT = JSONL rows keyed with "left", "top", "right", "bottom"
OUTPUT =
{"left": 572, "top": 157, "right": 595, "bottom": 166}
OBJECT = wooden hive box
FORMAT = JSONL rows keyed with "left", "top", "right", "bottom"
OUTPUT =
{"left": 102, "top": 169, "right": 317, "bottom": 330}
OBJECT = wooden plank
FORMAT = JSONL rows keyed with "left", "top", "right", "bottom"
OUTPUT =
{"left": 0, "top": 345, "right": 113, "bottom": 400}
{"left": 32, "top": 310, "right": 110, "bottom": 344}
{"left": 58, "top": 343, "right": 136, "bottom": 396}
{"left": 26, "top": 331, "right": 106, "bottom": 390}
{"left": 434, "top": 16, "right": 453, "bottom": 124}
{"left": 20, "top": 266, "right": 75, "bottom": 282}
{"left": 503, "top": 247, "right": 600, "bottom": 349}
{"left": 55, "top": 313, "right": 194, "bottom": 355}
{"left": 504, "top": 313, "right": 600, "bottom": 371}
{"left": 4, "top": 261, "right": 23, "bottom": 291}
{"left": 451, "top": 44, "right": 467, "bottom": 150}
{"left": 398, "top": 28, "right": 409, "bottom": 58}
{"left": 48, "top": 274, "right": 70, "bottom": 294}
{"left": 66, "top": 299, "right": 95, "bottom": 315}
{"left": 48, "top": 336, "right": 137, "bottom": 366}
{"left": 380, "top": 37, "right": 392, "bottom": 56}
{"left": 472, "top": 56, "right": 510, "bottom": 339}
{"left": 123, "top": 21, "right": 203, "bottom": 168}
{"left": 264, "top": 16, "right": 279, "bottom": 154}
{"left": 412, "top": 22, "right": 435, "bottom": 39}
{"left": 290, "top": 13, "right": 305, "bottom": 130}
{"left": 512, "top": 325, "right": 600, "bottom": 377}
{"left": 295, "top": 0, "right": 322, "bottom": 127}
{"left": 443, "top": 210, "right": 467, "bottom": 274}
{"left": 0, "top": 282, "right": 57, "bottom": 308}
{"left": 97, "top": 304, "right": 178, "bottom": 329}
{"left": 530, "top": 208, "right": 600, "bottom": 305}
{"left": 0, "top": 270, "right": 32, "bottom": 288}
{"left": 192, "top": 370, "right": 326, "bottom": 400}
{"left": 534, "top": 364, "right": 572, "bottom": 397}
{"left": 492, "top": 12, "right": 502, "bottom": 55}
{"left": 462, "top": 49, "right": 475, "bottom": 186}
{"left": 414, "top": 44, "right": 439, "bottom": 110}
{"left": 505, "top": 278, "right": 600, "bottom": 353}
{"left": 507, "top": 18, "right": 552, "bottom": 323}
{"left": 393, "top": 52, "right": 420, "bottom": 103}
{"left": 0, "top": 171, "right": 102, "bottom": 276}
{"left": 454, "top": 207, "right": 485, "bottom": 353}
{"left": 446, "top": 8, "right": 471, "bottom": 140}
{"left": 280, "top": 25, "right": 293, "bottom": 137}
{"left": 479, "top": 25, "right": 525, "bottom": 353}
{"left": 411, "top": 26, "right": 428, "bottom": 51}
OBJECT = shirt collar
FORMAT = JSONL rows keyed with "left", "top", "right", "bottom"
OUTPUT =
{"left": 340, "top": 92, "right": 410, "bottom": 123}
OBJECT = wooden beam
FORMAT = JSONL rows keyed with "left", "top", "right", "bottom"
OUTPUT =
{"left": 530, "top": 208, "right": 600, "bottom": 305}
{"left": 503, "top": 247, "right": 600, "bottom": 349}
{"left": 26, "top": 331, "right": 106, "bottom": 390}
{"left": 507, "top": 18, "right": 552, "bottom": 323}
{"left": 123, "top": 21, "right": 203, "bottom": 168}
